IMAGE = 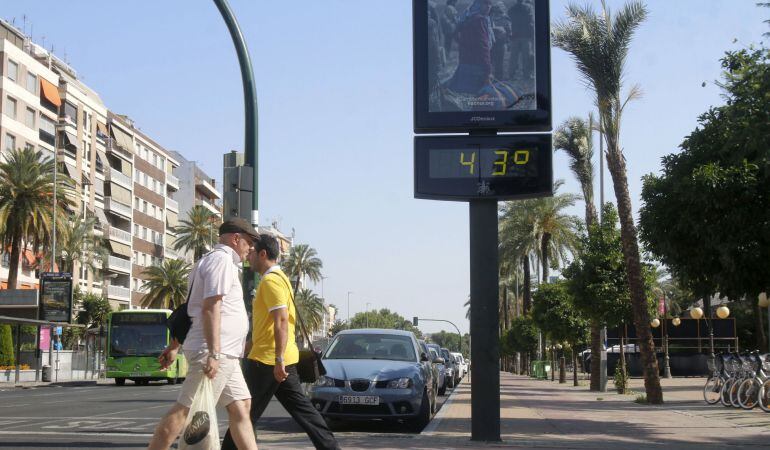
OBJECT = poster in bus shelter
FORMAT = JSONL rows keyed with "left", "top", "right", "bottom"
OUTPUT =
{"left": 38, "top": 272, "right": 73, "bottom": 323}
{"left": 413, "top": 0, "right": 551, "bottom": 132}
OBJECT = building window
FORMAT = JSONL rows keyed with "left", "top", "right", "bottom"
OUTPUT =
{"left": 134, "top": 223, "right": 140, "bottom": 237}
{"left": 26, "top": 72, "right": 37, "bottom": 93}
{"left": 4, "top": 96, "right": 17, "bottom": 119}
{"left": 39, "top": 114, "right": 55, "bottom": 135}
{"left": 5, "top": 134, "right": 16, "bottom": 152}
{"left": 7, "top": 60, "right": 18, "bottom": 82}
{"left": 25, "top": 107, "right": 35, "bottom": 129}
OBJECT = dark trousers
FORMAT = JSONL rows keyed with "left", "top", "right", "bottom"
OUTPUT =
{"left": 221, "top": 359, "right": 340, "bottom": 450}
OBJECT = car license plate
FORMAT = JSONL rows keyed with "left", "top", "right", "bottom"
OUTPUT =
{"left": 339, "top": 395, "right": 379, "bottom": 405}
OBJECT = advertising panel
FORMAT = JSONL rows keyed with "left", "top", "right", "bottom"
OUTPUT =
{"left": 38, "top": 272, "right": 73, "bottom": 323}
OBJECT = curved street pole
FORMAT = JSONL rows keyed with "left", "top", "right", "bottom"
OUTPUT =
{"left": 213, "top": 0, "right": 259, "bottom": 227}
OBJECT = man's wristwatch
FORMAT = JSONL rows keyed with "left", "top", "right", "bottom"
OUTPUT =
{"left": 208, "top": 352, "right": 222, "bottom": 360}
{"left": 275, "top": 356, "right": 284, "bottom": 364}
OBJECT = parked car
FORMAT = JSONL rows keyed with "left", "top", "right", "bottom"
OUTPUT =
{"left": 418, "top": 340, "right": 439, "bottom": 408}
{"left": 309, "top": 329, "right": 436, "bottom": 431}
{"left": 441, "top": 348, "right": 456, "bottom": 388}
{"left": 426, "top": 343, "right": 447, "bottom": 395}
{"left": 452, "top": 352, "right": 467, "bottom": 380}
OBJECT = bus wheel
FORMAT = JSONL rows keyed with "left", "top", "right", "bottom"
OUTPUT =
{"left": 115, "top": 378, "right": 125, "bottom": 386}
{"left": 167, "top": 377, "right": 177, "bottom": 385}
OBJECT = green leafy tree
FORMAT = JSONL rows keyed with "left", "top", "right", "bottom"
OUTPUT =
{"left": 501, "top": 316, "right": 539, "bottom": 374}
{"left": 76, "top": 292, "right": 113, "bottom": 329}
{"left": 553, "top": 0, "right": 663, "bottom": 403}
{"left": 428, "top": 330, "right": 470, "bottom": 354}
{"left": 295, "top": 288, "right": 325, "bottom": 335}
{"left": 140, "top": 259, "right": 191, "bottom": 309}
{"left": 639, "top": 47, "right": 770, "bottom": 351}
{"left": 349, "top": 308, "right": 422, "bottom": 338}
{"left": 173, "top": 205, "right": 220, "bottom": 261}
{"left": 531, "top": 282, "right": 589, "bottom": 348}
{"left": 0, "top": 147, "right": 75, "bottom": 288}
{"left": 329, "top": 319, "right": 347, "bottom": 337}
{"left": 0, "top": 324, "right": 14, "bottom": 366}
{"left": 282, "top": 244, "right": 323, "bottom": 292}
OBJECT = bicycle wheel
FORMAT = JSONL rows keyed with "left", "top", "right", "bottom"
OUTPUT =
{"left": 758, "top": 379, "right": 770, "bottom": 413}
{"left": 703, "top": 376, "right": 722, "bottom": 404}
{"left": 729, "top": 378, "right": 743, "bottom": 407}
{"left": 737, "top": 378, "right": 758, "bottom": 410}
{"left": 720, "top": 378, "right": 735, "bottom": 407}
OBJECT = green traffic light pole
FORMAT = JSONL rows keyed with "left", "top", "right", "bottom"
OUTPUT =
{"left": 213, "top": 0, "right": 259, "bottom": 300}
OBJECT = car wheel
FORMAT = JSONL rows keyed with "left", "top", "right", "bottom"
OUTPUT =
{"left": 407, "top": 390, "right": 432, "bottom": 432}
{"left": 439, "top": 381, "right": 447, "bottom": 396}
{"left": 114, "top": 378, "right": 125, "bottom": 386}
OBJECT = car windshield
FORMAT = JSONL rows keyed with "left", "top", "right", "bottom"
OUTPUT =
{"left": 325, "top": 334, "right": 417, "bottom": 362}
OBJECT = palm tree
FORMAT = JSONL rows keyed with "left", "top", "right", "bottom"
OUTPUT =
{"left": 295, "top": 288, "right": 325, "bottom": 337}
{"left": 530, "top": 181, "right": 581, "bottom": 283}
{"left": 553, "top": 1, "right": 663, "bottom": 403}
{"left": 554, "top": 115, "right": 604, "bottom": 391}
{"left": 0, "top": 147, "right": 75, "bottom": 289}
{"left": 75, "top": 290, "right": 113, "bottom": 329}
{"left": 173, "top": 205, "right": 220, "bottom": 262}
{"left": 140, "top": 259, "right": 191, "bottom": 309}
{"left": 58, "top": 212, "right": 106, "bottom": 274}
{"left": 554, "top": 115, "right": 597, "bottom": 228}
{"left": 282, "top": 244, "right": 323, "bottom": 292}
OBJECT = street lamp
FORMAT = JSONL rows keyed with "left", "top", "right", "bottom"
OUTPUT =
{"left": 347, "top": 291, "right": 353, "bottom": 329}
{"left": 365, "top": 302, "right": 371, "bottom": 328}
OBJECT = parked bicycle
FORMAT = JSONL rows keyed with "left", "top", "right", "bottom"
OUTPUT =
{"left": 703, "top": 352, "right": 729, "bottom": 405}
{"left": 722, "top": 352, "right": 754, "bottom": 408}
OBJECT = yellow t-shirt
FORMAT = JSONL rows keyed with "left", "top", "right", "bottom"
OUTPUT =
{"left": 247, "top": 268, "right": 300, "bottom": 366}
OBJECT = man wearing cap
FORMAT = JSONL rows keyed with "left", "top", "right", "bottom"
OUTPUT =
{"left": 221, "top": 233, "right": 340, "bottom": 450}
{"left": 147, "top": 218, "right": 260, "bottom": 450}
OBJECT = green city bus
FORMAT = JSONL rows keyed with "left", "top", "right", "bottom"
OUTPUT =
{"left": 106, "top": 309, "right": 187, "bottom": 385}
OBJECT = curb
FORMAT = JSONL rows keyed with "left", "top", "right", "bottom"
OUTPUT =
{"left": 419, "top": 377, "right": 465, "bottom": 436}
{"left": 2, "top": 380, "right": 98, "bottom": 389}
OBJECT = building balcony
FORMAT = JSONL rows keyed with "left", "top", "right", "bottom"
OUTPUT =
{"left": 167, "top": 174, "right": 180, "bottom": 190}
{"left": 199, "top": 199, "right": 220, "bottom": 216}
{"left": 104, "top": 197, "right": 133, "bottom": 219}
{"left": 105, "top": 138, "right": 134, "bottom": 162}
{"left": 107, "top": 226, "right": 132, "bottom": 245}
{"left": 106, "top": 168, "right": 132, "bottom": 190}
{"left": 196, "top": 178, "right": 221, "bottom": 200}
{"left": 107, "top": 284, "right": 131, "bottom": 302}
{"left": 106, "top": 255, "right": 132, "bottom": 274}
{"left": 166, "top": 197, "right": 179, "bottom": 212}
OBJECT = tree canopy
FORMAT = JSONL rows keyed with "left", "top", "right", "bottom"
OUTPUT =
{"left": 639, "top": 47, "right": 770, "bottom": 299}
{"left": 348, "top": 308, "right": 422, "bottom": 338}
{"left": 531, "top": 281, "right": 589, "bottom": 346}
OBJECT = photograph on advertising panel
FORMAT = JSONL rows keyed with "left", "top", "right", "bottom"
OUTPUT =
{"left": 427, "top": 0, "right": 536, "bottom": 113}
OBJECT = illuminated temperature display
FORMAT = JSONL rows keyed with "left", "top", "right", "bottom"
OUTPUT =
{"left": 428, "top": 148, "right": 537, "bottom": 179}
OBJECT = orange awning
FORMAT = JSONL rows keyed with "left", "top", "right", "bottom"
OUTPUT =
{"left": 40, "top": 78, "right": 62, "bottom": 107}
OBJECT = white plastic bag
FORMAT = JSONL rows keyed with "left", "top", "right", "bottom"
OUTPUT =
{"left": 179, "top": 377, "right": 220, "bottom": 450}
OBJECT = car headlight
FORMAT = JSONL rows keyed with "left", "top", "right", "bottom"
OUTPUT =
{"left": 314, "top": 376, "right": 336, "bottom": 387}
{"left": 386, "top": 377, "right": 413, "bottom": 389}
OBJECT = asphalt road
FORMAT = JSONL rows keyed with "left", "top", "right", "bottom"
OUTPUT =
{"left": 0, "top": 380, "right": 453, "bottom": 449}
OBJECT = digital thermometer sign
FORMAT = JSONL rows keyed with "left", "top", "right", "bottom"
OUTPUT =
{"left": 415, "top": 134, "right": 552, "bottom": 201}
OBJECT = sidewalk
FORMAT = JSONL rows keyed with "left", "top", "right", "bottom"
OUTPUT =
{"left": 414, "top": 372, "right": 770, "bottom": 449}
{"left": 264, "top": 372, "right": 770, "bottom": 449}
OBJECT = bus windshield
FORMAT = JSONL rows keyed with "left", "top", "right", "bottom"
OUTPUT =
{"left": 110, "top": 312, "right": 168, "bottom": 357}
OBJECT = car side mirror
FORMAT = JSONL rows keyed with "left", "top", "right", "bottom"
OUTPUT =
{"left": 420, "top": 353, "right": 429, "bottom": 362}
{"left": 434, "top": 357, "right": 445, "bottom": 365}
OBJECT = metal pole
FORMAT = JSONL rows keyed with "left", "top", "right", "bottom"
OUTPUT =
{"left": 347, "top": 291, "right": 352, "bottom": 328}
{"left": 469, "top": 199, "right": 500, "bottom": 442}
{"left": 417, "top": 318, "right": 462, "bottom": 351}
{"left": 213, "top": 0, "right": 260, "bottom": 309}
{"left": 663, "top": 293, "right": 671, "bottom": 378}
{"left": 598, "top": 114, "right": 608, "bottom": 392}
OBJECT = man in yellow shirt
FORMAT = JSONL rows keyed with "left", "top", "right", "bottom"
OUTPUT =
{"left": 221, "top": 234, "right": 340, "bottom": 450}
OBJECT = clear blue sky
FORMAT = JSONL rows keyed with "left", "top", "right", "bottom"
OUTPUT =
{"left": 4, "top": 1, "right": 765, "bottom": 335}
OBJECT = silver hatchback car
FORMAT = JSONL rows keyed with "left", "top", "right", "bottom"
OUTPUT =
{"left": 309, "top": 329, "right": 436, "bottom": 430}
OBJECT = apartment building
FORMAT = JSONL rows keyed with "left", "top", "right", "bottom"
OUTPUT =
{"left": 0, "top": 20, "right": 64, "bottom": 290}
{"left": 0, "top": 19, "right": 205, "bottom": 310}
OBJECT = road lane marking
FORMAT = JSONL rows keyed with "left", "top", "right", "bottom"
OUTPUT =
{"left": 0, "top": 430, "right": 155, "bottom": 438}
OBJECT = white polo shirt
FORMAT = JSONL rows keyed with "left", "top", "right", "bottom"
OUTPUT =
{"left": 184, "top": 244, "right": 249, "bottom": 358}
